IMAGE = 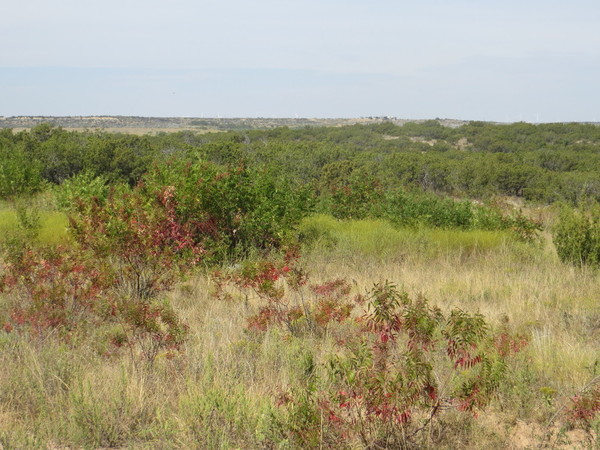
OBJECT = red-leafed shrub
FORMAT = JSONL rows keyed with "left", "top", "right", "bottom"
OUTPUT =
{"left": 1, "top": 245, "right": 111, "bottom": 337}
{"left": 212, "top": 252, "right": 527, "bottom": 447}
{"left": 212, "top": 252, "right": 356, "bottom": 336}
{"left": 318, "top": 282, "right": 527, "bottom": 448}
{"left": 1, "top": 183, "right": 201, "bottom": 362}
{"left": 69, "top": 185, "right": 204, "bottom": 301}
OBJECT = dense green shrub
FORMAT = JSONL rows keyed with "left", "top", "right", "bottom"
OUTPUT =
{"left": 144, "top": 160, "right": 312, "bottom": 259}
{"left": 553, "top": 206, "right": 600, "bottom": 266}
{"left": 378, "top": 190, "right": 475, "bottom": 229}
{"left": 317, "top": 166, "right": 383, "bottom": 220}
{"left": 54, "top": 171, "right": 110, "bottom": 211}
{"left": 0, "top": 145, "right": 44, "bottom": 199}
{"left": 4, "top": 120, "right": 600, "bottom": 205}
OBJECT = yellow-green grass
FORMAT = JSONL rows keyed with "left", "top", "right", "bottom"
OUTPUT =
{"left": 0, "top": 207, "right": 69, "bottom": 245}
{"left": 299, "top": 213, "right": 514, "bottom": 260}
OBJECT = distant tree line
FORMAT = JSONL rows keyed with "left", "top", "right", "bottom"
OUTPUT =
{"left": 1, "top": 120, "right": 600, "bottom": 206}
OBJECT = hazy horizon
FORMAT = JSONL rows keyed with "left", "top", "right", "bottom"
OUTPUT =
{"left": 2, "top": 0, "right": 599, "bottom": 122}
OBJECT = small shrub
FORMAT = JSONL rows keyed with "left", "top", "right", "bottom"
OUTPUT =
{"left": 68, "top": 184, "right": 204, "bottom": 301}
{"left": 1, "top": 185, "right": 198, "bottom": 361}
{"left": 0, "top": 245, "right": 112, "bottom": 337}
{"left": 213, "top": 250, "right": 359, "bottom": 337}
{"left": 553, "top": 206, "right": 600, "bottom": 266}
{"left": 566, "top": 388, "right": 600, "bottom": 430}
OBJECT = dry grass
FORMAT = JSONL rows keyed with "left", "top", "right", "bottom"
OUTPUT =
{"left": 1, "top": 223, "right": 600, "bottom": 448}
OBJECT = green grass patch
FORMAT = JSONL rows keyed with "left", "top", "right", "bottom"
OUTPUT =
{"left": 0, "top": 207, "right": 69, "bottom": 245}
{"left": 298, "top": 214, "right": 513, "bottom": 259}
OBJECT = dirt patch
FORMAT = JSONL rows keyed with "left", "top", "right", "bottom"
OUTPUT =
{"left": 508, "top": 420, "right": 594, "bottom": 449}
{"left": 409, "top": 136, "right": 437, "bottom": 146}
{"left": 456, "top": 137, "right": 471, "bottom": 150}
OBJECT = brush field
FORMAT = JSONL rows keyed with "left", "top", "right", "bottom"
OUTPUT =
{"left": 2, "top": 120, "right": 600, "bottom": 448}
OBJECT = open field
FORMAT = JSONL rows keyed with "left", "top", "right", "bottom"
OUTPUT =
{"left": 0, "top": 202, "right": 69, "bottom": 245}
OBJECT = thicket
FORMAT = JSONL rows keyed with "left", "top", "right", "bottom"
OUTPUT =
{"left": 1, "top": 120, "right": 600, "bottom": 205}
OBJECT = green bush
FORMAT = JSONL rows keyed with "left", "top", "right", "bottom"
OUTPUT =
{"left": 145, "top": 160, "right": 312, "bottom": 259}
{"left": 553, "top": 206, "right": 600, "bottom": 266}
{"left": 378, "top": 190, "right": 475, "bottom": 229}
{"left": 54, "top": 171, "right": 110, "bottom": 211}
{"left": 0, "top": 145, "right": 44, "bottom": 199}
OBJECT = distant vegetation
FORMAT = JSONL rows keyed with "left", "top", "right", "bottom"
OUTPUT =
{"left": 2, "top": 120, "right": 600, "bottom": 204}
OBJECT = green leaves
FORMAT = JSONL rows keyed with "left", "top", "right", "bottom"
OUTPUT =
{"left": 145, "top": 160, "right": 312, "bottom": 259}
{"left": 0, "top": 144, "right": 43, "bottom": 199}
{"left": 553, "top": 205, "right": 600, "bottom": 267}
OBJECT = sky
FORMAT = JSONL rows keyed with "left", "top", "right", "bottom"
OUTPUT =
{"left": 1, "top": 0, "right": 599, "bottom": 121}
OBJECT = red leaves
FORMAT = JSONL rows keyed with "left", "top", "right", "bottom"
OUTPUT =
{"left": 452, "top": 350, "right": 483, "bottom": 369}
{"left": 494, "top": 332, "right": 528, "bottom": 357}
{"left": 328, "top": 411, "right": 342, "bottom": 424}
{"left": 313, "top": 297, "right": 353, "bottom": 327}
{"left": 566, "top": 389, "right": 600, "bottom": 427}
{"left": 246, "top": 306, "right": 278, "bottom": 332}
{"left": 424, "top": 384, "right": 438, "bottom": 401}
{"left": 379, "top": 331, "right": 390, "bottom": 344}
{"left": 397, "top": 411, "right": 412, "bottom": 424}
{"left": 310, "top": 279, "right": 351, "bottom": 299}
{"left": 1, "top": 246, "right": 111, "bottom": 335}
{"left": 456, "top": 386, "right": 483, "bottom": 413}
{"left": 69, "top": 185, "right": 205, "bottom": 300}
{"left": 1, "top": 184, "right": 193, "bottom": 360}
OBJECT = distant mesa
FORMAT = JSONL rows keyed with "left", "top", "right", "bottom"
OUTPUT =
{"left": 0, "top": 116, "right": 476, "bottom": 132}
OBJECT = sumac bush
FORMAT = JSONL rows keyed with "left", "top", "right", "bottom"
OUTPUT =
{"left": 566, "top": 388, "right": 600, "bottom": 430}
{"left": 319, "top": 282, "right": 527, "bottom": 448}
{"left": 1, "top": 182, "right": 202, "bottom": 360}
{"left": 68, "top": 184, "right": 205, "bottom": 301}
{"left": 0, "top": 241, "right": 189, "bottom": 361}
{"left": 212, "top": 250, "right": 357, "bottom": 336}
{"left": 0, "top": 244, "right": 112, "bottom": 337}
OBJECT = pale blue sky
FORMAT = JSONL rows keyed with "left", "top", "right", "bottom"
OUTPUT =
{"left": 1, "top": 0, "right": 599, "bottom": 121}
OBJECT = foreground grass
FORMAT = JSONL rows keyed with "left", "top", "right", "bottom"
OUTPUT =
{"left": 1, "top": 218, "right": 599, "bottom": 448}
